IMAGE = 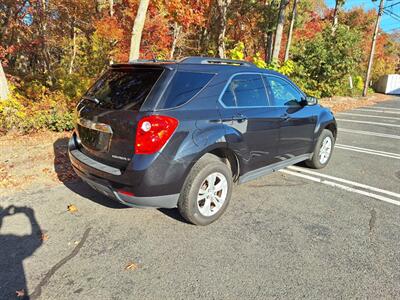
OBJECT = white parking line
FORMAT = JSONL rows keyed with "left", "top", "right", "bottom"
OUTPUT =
{"left": 287, "top": 165, "right": 400, "bottom": 199}
{"left": 366, "top": 106, "right": 400, "bottom": 111}
{"left": 337, "top": 112, "right": 400, "bottom": 120}
{"left": 354, "top": 108, "right": 400, "bottom": 115}
{"left": 336, "top": 119, "right": 400, "bottom": 128}
{"left": 339, "top": 128, "right": 400, "bottom": 140}
{"left": 280, "top": 169, "right": 400, "bottom": 206}
{"left": 335, "top": 144, "right": 400, "bottom": 160}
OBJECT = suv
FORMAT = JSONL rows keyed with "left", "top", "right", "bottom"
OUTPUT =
{"left": 68, "top": 57, "right": 336, "bottom": 225}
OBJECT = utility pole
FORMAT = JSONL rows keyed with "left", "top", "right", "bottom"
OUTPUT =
{"left": 284, "top": 0, "right": 298, "bottom": 62}
{"left": 363, "top": 0, "right": 384, "bottom": 97}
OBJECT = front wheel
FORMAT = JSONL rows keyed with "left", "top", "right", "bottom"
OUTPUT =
{"left": 178, "top": 154, "right": 233, "bottom": 226}
{"left": 305, "top": 129, "right": 335, "bottom": 169}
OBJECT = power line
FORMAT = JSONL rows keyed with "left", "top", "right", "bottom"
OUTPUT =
{"left": 384, "top": 0, "right": 400, "bottom": 9}
{"left": 383, "top": 9, "right": 400, "bottom": 21}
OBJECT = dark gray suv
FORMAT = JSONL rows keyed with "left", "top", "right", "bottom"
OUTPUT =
{"left": 69, "top": 57, "right": 337, "bottom": 225}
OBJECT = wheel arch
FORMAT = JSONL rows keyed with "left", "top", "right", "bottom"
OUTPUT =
{"left": 186, "top": 143, "right": 241, "bottom": 183}
{"left": 324, "top": 121, "right": 337, "bottom": 140}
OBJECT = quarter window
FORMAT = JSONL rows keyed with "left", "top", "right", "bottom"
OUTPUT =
{"left": 158, "top": 71, "right": 214, "bottom": 109}
{"left": 266, "top": 76, "right": 304, "bottom": 107}
{"left": 221, "top": 74, "right": 268, "bottom": 107}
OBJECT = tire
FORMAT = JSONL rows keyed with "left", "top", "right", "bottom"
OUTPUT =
{"left": 305, "top": 129, "right": 335, "bottom": 169}
{"left": 178, "top": 154, "right": 233, "bottom": 225}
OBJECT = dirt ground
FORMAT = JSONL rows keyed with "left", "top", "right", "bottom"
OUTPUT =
{"left": 0, "top": 93, "right": 394, "bottom": 196}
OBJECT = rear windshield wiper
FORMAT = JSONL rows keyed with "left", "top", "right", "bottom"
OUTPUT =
{"left": 82, "top": 95, "right": 100, "bottom": 105}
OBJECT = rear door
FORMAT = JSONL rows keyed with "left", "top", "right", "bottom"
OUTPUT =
{"left": 219, "top": 73, "right": 281, "bottom": 174}
{"left": 265, "top": 75, "right": 317, "bottom": 158}
{"left": 76, "top": 66, "right": 164, "bottom": 169}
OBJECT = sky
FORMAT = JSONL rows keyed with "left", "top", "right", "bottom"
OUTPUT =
{"left": 325, "top": 0, "right": 400, "bottom": 33}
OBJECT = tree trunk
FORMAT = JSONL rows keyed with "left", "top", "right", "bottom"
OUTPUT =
{"left": 272, "top": 0, "right": 289, "bottom": 62}
{"left": 0, "top": 62, "right": 9, "bottom": 100}
{"left": 170, "top": 22, "right": 181, "bottom": 59}
{"left": 216, "top": 0, "right": 231, "bottom": 58}
{"left": 264, "top": 0, "right": 275, "bottom": 63}
{"left": 109, "top": 0, "right": 114, "bottom": 16}
{"left": 129, "top": 0, "right": 150, "bottom": 61}
{"left": 284, "top": 0, "right": 297, "bottom": 61}
{"left": 332, "top": 0, "right": 345, "bottom": 34}
{"left": 265, "top": 32, "right": 274, "bottom": 63}
{"left": 69, "top": 26, "right": 77, "bottom": 75}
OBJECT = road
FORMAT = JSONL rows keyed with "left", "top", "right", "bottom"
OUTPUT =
{"left": 1, "top": 97, "right": 399, "bottom": 299}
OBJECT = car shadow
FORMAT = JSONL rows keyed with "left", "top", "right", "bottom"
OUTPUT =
{"left": 0, "top": 205, "right": 42, "bottom": 299}
{"left": 53, "top": 137, "right": 186, "bottom": 223}
{"left": 53, "top": 137, "right": 125, "bottom": 209}
{"left": 157, "top": 208, "right": 190, "bottom": 224}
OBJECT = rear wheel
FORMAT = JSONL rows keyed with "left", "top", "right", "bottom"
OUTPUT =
{"left": 305, "top": 129, "right": 334, "bottom": 169}
{"left": 178, "top": 154, "right": 233, "bottom": 225}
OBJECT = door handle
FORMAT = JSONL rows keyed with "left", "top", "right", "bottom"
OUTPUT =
{"left": 282, "top": 113, "right": 290, "bottom": 121}
{"left": 232, "top": 113, "right": 247, "bottom": 122}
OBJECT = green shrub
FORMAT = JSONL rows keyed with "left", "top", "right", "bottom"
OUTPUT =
{"left": 0, "top": 87, "right": 76, "bottom": 134}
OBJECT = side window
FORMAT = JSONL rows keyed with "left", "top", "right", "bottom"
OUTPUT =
{"left": 221, "top": 74, "right": 268, "bottom": 107}
{"left": 221, "top": 87, "right": 236, "bottom": 107}
{"left": 158, "top": 71, "right": 214, "bottom": 109}
{"left": 266, "top": 76, "right": 304, "bottom": 107}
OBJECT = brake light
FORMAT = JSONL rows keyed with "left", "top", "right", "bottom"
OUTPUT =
{"left": 135, "top": 115, "right": 179, "bottom": 154}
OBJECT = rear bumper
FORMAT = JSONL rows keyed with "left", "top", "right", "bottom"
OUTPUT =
{"left": 68, "top": 134, "right": 179, "bottom": 208}
{"left": 75, "top": 167, "right": 179, "bottom": 208}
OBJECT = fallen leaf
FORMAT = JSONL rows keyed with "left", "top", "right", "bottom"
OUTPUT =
{"left": 125, "top": 262, "right": 139, "bottom": 271}
{"left": 67, "top": 204, "right": 78, "bottom": 213}
{"left": 16, "top": 289, "right": 25, "bottom": 297}
{"left": 41, "top": 233, "right": 49, "bottom": 241}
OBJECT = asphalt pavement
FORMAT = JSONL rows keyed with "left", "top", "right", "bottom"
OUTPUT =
{"left": 1, "top": 97, "right": 399, "bottom": 299}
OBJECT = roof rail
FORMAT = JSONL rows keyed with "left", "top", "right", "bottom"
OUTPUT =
{"left": 179, "top": 56, "right": 256, "bottom": 67}
{"left": 128, "top": 59, "right": 176, "bottom": 63}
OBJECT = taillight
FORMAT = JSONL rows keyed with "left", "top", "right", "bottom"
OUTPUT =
{"left": 135, "top": 115, "right": 179, "bottom": 154}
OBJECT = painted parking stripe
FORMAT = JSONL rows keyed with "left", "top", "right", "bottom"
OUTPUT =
{"left": 354, "top": 108, "right": 400, "bottom": 115}
{"left": 336, "top": 119, "right": 400, "bottom": 128}
{"left": 287, "top": 165, "right": 400, "bottom": 199}
{"left": 337, "top": 112, "right": 400, "bottom": 120}
{"left": 366, "top": 106, "right": 400, "bottom": 111}
{"left": 280, "top": 170, "right": 400, "bottom": 206}
{"left": 339, "top": 128, "right": 400, "bottom": 140}
{"left": 335, "top": 144, "right": 400, "bottom": 160}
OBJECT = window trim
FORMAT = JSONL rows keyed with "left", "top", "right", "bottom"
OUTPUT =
{"left": 264, "top": 74, "right": 306, "bottom": 108}
{"left": 218, "top": 72, "right": 272, "bottom": 109}
{"left": 155, "top": 70, "right": 216, "bottom": 111}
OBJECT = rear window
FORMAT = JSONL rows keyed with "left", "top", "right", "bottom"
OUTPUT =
{"left": 158, "top": 71, "right": 214, "bottom": 109}
{"left": 86, "top": 68, "right": 163, "bottom": 110}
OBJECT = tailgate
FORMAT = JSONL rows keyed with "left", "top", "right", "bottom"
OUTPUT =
{"left": 75, "top": 66, "right": 164, "bottom": 169}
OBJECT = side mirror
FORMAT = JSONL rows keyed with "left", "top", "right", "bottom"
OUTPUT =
{"left": 305, "top": 96, "right": 318, "bottom": 106}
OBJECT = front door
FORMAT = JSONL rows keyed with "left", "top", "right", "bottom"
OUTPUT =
{"left": 219, "top": 73, "right": 281, "bottom": 174}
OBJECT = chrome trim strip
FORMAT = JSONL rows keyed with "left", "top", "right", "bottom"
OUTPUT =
{"left": 77, "top": 118, "right": 113, "bottom": 134}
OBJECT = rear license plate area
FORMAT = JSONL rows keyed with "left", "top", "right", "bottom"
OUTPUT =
{"left": 77, "top": 124, "right": 112, "bottom": 152}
